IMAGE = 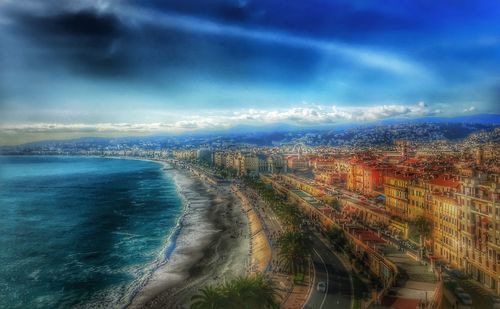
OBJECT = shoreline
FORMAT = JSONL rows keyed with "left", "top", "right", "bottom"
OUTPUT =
{"left": 0, "top": 155, "right": 198, "bottom": 309}
{"left": 127, "top": 159, "right": 250, "bottom": 309}
{"left": 1, "top": 155, "right": 252, "bottom": 308}
{"left": 79, "top": 156, "right": 191, "bottom": 309}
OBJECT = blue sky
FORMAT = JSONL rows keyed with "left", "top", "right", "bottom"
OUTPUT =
{"left": 0, "top": 0, "right": 499, "bottom": 144}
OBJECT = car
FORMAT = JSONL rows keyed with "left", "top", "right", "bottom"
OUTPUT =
{"left": 317, "top": 281, "right": 327, "bottom": 293}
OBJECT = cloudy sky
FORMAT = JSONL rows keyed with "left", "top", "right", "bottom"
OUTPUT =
{"left": 0, "top": 0, "right": 499, "bottom": 144}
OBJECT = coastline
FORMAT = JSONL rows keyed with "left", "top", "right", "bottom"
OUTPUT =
{"left": 0, "top": 155, "right": 251, "bottom": 308}
{"left": 0, "top": 155, "right": 199, "bottom": 309}
{"left": 127, "top": 160, "right": 250, "bottom": 309}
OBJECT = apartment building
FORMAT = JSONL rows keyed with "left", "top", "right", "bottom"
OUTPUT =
{"left": 172, "top": 149, "right": 197, "bottom": 160}
{"left": 408, "top": 181, "right": 426, "bottom": 220}
{"left": 433, "top": 194, "right": 460, "bottom": 267}
{"left": 286, "top": 156, "right": 309, "bottom": 171}
{"left": 384, "top": 173, "right": 411, "bottom": 220}
{"left": 214, "top": 151, "right": 227, "bottom": 168}
{"left": 266, "top": 155, "right": 287, "bottom": 174}
{"left": 457, "top": 173, "right": 500, "bottom": 294}
{"left": 235, "top": 152, "right": 255, "bottom": 175}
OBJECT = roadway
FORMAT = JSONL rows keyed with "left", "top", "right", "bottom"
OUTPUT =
{"left": 238, "top": 180, "right": 358, "bottom": 309}
{"left": 305, "top": 231, "right": 354, "bottom": 309}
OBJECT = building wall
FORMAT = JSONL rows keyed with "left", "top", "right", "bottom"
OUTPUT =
{"left": 408, "top": 184, "right": 426, "bottom": 220}
{"left": 433, "top": 195, "right": 460, "bottom": 267}
{"left": 457, "top": 175, "right": 500, "bottom": 294}
{"left": 384, "top": 175, "right": 410, "bottom": 219}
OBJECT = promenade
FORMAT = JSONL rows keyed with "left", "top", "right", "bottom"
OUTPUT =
{"left": 232, "top": 184, "right": 312, "bottom": 309}
{"left": 233, "top": 186, "right": 272, "bottom": 273}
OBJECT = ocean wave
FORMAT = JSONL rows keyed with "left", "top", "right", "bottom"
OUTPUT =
{"left": 78, "top": 166, "right": 194, "bottom": 309}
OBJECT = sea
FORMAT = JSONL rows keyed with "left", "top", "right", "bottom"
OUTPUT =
{"left": 0, "top": 156, "right": 184, "bottom": 308}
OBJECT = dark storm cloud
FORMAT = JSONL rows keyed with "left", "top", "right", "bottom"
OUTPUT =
{"left": 12, "top": 9, "right": 133, "bottom": 76}
{"left": 127, "top": 20, "right": 323, "bottom": 85}
{"left": 3, "top": 0, "right": 433, "bottom": 85}
{"left": 26, "top": 9, "right": 121, "bottom": 37}
{"left": 135, "top": 0, "right": 254, "bottom": 24}
{"left": 4, "top": 1, "right": 327, "bottom": 84}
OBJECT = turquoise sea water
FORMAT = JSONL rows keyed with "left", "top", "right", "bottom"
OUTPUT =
{"left": 0, "top": 156, "right": 183, "bottom": 308}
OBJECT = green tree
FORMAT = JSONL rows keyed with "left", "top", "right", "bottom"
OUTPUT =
{"left": 190, "top": 273, "right": 280, "bottom": 309}
{"left": 327, "top": 226, "right": 347, "bottom": 251}
{"left": 280, "top": 205, "right": 302, "bottom": 230}
{"left": 190, "top": 286, "right": 228, "bottom": 309}
{"left": 330, "top": 199, "right": 341, "bottom": 212}
{"left": 278, "top": 231, "right": 311, "bottom": 276}
{"left": 410, "top": 215, "right": 432, "bottom": 247}
{"left": 354, "top": 251, "right": 369, "bottom": 270}
{"left": 370, "top": 274, "right": 383, "bottom": 291}
{"left": 242, "top": 273, "right": 281, "bottom": 309}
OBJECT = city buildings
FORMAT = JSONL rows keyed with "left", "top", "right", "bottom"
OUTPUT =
{"left": 8, "top": 131, "right": 498, "bottom": 297}
{"left": 457, "top": 173, "right": 500, "bottom": 293}
{"left": 384, "top": 173, "right": 411, "bottom": 220}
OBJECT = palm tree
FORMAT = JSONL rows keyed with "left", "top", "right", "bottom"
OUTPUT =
{"left": 190, "top": 286, "right": 227, "bottom": 309}
{"left": 252, "top": 273, "right": 281, "bottom": 309}
{"left": 190, "top": 273, "right": 280, "bottom": 309}
{"left": 223, "top": 276, "right": 256, "bottom": 307}
{"left": 279, "top": 205, "right": 302, "bottom": 230}
{"left": 278, "top": 231, "right": 311, "bottom": 276}
{"left": 227, "top": 274, "right": 281, "bottom": 309}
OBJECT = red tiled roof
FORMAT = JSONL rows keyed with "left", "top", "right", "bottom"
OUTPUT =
{"left": 402, "top": 158, "right": 420, "bottom": 165}
{"left": 385, "top": 173, "right": 412, "bottom": 180}
{"left": 428, "top": 177, "right": 459, "bottom": 188}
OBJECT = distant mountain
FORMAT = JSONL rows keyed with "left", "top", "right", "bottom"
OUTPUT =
{"left": 381, "top": 113, "right": 500, "bottom": 125}
{"left": 195, "top": 114, "right": 500, "bottom": 135}
{"left": 2, "top": 114, "right": 499, "bottom": 150}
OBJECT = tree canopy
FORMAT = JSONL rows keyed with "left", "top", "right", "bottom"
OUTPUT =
{"left": 190, "top": 273, "right": 281, "bottom": 309}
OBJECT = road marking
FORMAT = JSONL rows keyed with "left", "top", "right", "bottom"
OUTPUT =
{"left": 313, "top": 248, "right": 329, "bottom": 309}
{"left": 303, "top": 257, "right": 316, "bottom": 309}
{"left": 316, "top": 233, "right": 355, "bottom": 309}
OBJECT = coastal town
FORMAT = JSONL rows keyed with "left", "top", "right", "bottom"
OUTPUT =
{"left": 167, "top": 138, "right": 499, "bottom": 309}
{"left": 2, "top": 0, "right": 500, "bottom": 308}
{"left": 8, "top": 127, "right": 498, "bottom": 309}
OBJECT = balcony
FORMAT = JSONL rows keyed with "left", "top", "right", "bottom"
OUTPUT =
{"left": 470, "top": 207, "right": 491, "bottom": 217}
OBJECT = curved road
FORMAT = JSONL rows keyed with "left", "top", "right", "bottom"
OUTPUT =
{"left": 236, "top": 182, "right": 359, "bottom": 309}
{"left": 305, "top": 232, "right": 354, "bottom": 309}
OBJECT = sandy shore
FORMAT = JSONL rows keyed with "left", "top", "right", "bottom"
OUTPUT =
{"left": 128, "top": 164, "right": 249, "bottom": 309}
{"left": 232, "top": 185, "right": 272, "bottom": 274}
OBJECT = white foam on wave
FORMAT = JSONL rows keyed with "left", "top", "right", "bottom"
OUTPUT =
{"left": 125, "top": 164, "right": 221, "bottom": 308}
{"left": 76, "top": 162, "right": 198, "bottom": 309}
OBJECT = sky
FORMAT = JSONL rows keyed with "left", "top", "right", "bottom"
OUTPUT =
{"left": 0, "top": 0, "right": 499, "bottom": 145}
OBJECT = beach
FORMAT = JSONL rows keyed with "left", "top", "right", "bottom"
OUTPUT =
{"left": 129, "top": 164, "right": 250, "bottom": 308}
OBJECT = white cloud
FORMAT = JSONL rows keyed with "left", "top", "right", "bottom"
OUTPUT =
{"left": 0, "top": 102, "right": 443, "bottom": 136}
{"left": 223, "top": 101, "right": 439, "bottom": 124}
{"left": 463, "top": 106, "right": 476, "bottom": 112}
